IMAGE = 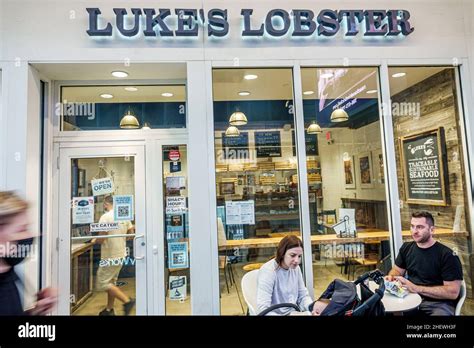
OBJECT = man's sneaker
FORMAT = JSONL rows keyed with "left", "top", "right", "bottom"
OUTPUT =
{"left": 99, "top": 308, "right": 115, "bottom": 316}
{"left": 123, "top": 298, "right": 136, "bottom": 316}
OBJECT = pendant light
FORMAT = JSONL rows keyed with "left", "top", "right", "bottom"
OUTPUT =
{"left": 307, "top": 121, "right": 322, "bottom": 134}
{"left": 225, "top": 125, "right": 240, "bottom": 137}
{"left": 330, "top": 108, "right": 349, "bottom": 122}
{"left": 229, "top": 111, "right": 248, "bottom": 126}
{"left": 120, "top": 109, "right": 140, "bottom": 129}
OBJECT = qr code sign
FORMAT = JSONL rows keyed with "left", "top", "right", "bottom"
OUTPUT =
{"left": 117, "top": 205, "right": 130, "bottom": 218}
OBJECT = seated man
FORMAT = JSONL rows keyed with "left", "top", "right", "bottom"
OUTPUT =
{"left": 385, "top": 211, "right": 463, "bottom": 316}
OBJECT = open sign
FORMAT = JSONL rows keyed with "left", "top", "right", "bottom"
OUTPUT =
{"left": 91, "top": 177, "right": 114, "bottom": 196}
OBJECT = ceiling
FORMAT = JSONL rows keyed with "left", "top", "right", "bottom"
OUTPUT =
{"left": 32, "top": 62, "right": 447, "bottom": 102}
{"left": 62, "top": 85, "right": 186, "bottom": 103}
{"left": 31, "top": 62, "right": 187, "bottom": 81}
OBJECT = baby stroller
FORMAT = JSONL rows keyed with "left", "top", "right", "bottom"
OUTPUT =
{"left": 257, "top": 269, "right": 386, "bottom": 316}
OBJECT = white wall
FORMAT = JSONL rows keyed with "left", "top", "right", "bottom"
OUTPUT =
{"left": 0, "top": 0, "right": 470, "bottom": 63}
{"left": 319, "top": 121, "right": 386, "bottom": 211}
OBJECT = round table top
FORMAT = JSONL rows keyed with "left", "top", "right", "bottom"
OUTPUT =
{"left": 366, "top": 281, "right": 422, "bottom": 313}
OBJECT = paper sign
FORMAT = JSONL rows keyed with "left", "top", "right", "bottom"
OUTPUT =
{"left": 225, "top": 200, "right": 255, "bottom": 225}
{"left": 165, "top": 207, "right": 188, "bottom": 214}
{"left": 166, "top": 176, "right": 186, "bottom": 190}
{"left": 90, "top": 222, "right": 119, "bottom": 233}
{"left": 91, "top": 177, "right": 114, "bottom": 196}
{"left": 170, "top": 161, "right": 181, "bottom": 173}
{"left": 168, "top": 242, "right": 188, "bottom": 269}
{"left": 113, "top": 195, "right": 134, "bottom": 221}
{"left": 72, "top": 197, "right": 95, "bottom": 224}
{"left": 166, "top": 214, "right": 184, "bottom": 241}
{"left": 169, "top": 150, "right": 180, "bottom": 161}
{"left": 169, "top": 275, "right": 187, "bottom": 300}
{"left": 166, "top": 196, "right": 186, "bottom": 208}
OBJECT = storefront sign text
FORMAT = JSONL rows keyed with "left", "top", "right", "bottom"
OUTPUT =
{"left": 87, "top": 8, "right": 414, "bottom": 39}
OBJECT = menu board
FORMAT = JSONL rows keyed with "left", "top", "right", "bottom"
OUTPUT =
{"left": 255, "top": 131, "right": 281, "bottom": 158}
{"left": 291, "top": 130, "right": 319, "bottom": 156}
{"left": 222, "top": 132, "right": 250, "bottom": 159}
{"left": 401, "top": 128, "right": 449, "bottom": 205}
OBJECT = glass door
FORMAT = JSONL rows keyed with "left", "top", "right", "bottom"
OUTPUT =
{"left": 57, "top": 145, "right": 147, "bottom": 315}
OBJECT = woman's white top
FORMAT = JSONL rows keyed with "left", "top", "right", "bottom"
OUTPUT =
{"left": 256, "top": 259, "right": 313, "bottom": 315}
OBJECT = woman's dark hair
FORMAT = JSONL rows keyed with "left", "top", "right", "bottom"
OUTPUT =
{"left": 275, "top": 235, "right": 303, "bottom": 266}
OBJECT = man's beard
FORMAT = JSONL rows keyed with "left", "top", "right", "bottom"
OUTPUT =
{"left": 416, "top": 233, "right": 431, "bottom": 244}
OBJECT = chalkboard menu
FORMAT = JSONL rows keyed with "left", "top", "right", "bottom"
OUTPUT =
{"left": 291, "top": 130, "right": 319, "bottom": 156}
{"left": 400, "top": 128, "right": 449, "bottom": 206}
{"left": 255, "top": 131, "right": 281, "bottom": 158}
{"left": 222, "top": 132, "right": 249, "bottom": 159}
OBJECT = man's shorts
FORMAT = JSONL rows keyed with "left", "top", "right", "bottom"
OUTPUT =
{"left": 96, "top": 265, "right": 122, "bottom": 291}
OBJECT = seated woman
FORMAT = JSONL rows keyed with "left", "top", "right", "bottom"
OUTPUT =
{"left": 257, "top": 235, "right": 319, "bottom": 315}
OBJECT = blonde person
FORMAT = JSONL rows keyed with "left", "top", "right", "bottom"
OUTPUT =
{"left": 95, "top": 195, "right": 135, "bottom": 316}
{"left": 0, "top": 191, "right": 57, "bottom": 315}
{"left": 257, "top": 235, "right": 319, "bottom": 315}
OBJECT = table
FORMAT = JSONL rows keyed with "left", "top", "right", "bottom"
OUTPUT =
{"left": 218, "top": 228, "right": 468, "bottom": 250}
{"left": 366, "top": 281, "right": 422, "bottom": 313}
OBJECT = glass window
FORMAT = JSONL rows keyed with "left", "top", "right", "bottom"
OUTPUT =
{"left": 389, "top": 67, "right": 472, "bottom": 314}
{"left": 212, "top": 68, "right": 303, "bottom": 315}
{"left": 301, "top": 67, "right": 392, "bottom": 297}
{"left": 162, "top": 145, "right": 191, "bottom": 315}
{"left": 60, "top": 85, "right": 186, "bottom": 131}
{"left": 70, "top": 156, "right": 136, "bottom": 316}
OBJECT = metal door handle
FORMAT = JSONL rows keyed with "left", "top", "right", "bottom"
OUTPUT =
{"left": 134, "top": 234, "right": 145, "bottom": 260}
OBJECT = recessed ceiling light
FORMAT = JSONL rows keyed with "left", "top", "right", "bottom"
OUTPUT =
{"left": 125, "top": 87, "right": 138, "bottom": 92}
{"left": 111, "top": 71, "right": 128, "bottom": 78}
{"left": 238, "top": 91, "right": 251, "bottom": 96}
{"left": 366, "top": 90, "right": 378, "bottom": 94}
{"left": 100, "top": 93, "right": 114, "bottom": 99}
{"left": 392, "top": 72, "right": 406, "bottom": 78}
{"left": 303, "top": 91, "right": 314, "bottom": 95}
{"left": 320, "top": 72, "right": 334, "bottom": 79}
{"left": 161, "top": 92, "right": 173, "bottom": 97}
{"left": 244, "top": 74, "right": 258, "bottom": 80}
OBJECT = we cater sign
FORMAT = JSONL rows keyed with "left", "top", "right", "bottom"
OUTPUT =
{"left": 87, "top": 8, "right": 414, "bottom": 39}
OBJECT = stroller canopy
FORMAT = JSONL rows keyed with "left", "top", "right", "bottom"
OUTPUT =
{"left": 319, "top": 279, "right": 358, "bottom": 316}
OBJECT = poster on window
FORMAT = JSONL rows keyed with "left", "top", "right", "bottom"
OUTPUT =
{"left": 225, "top": 200, "right": 255, "bottom": 225}
{"left": 113, "top": 195, "right": 134, "bottom": 221}
{"left": 400, "top": 127, "right": 449, "bottom": 206}
{"left": 72, "top": 197, "right": 95, "bottom": 224}
{"left": 169, "top": 275, "right": 187, "bottom": 301}
{"left": 166, "top": 214, "right": 185, "bottom": 241}
{"left": 168, "top": 242, "right": 189, "bottom": 269}
{"left": 91, "top": 177, "right": 114, "bottom": 196}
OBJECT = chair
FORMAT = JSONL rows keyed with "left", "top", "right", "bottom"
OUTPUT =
{"left": 241, "top": 269, "right": 259, "bottom": 315}
{"left": 455, "top": 280, "right": 466, "bottom": 316}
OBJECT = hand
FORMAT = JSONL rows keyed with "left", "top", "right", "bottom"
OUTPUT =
{"left": 28, "top": 287, "right": 58, "bottom": 315}
{"left": 394, "top": 276, "right": 419, "bottom": 293}
{"left": 384, "top": 275, "right": 395, "bottom": 282}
